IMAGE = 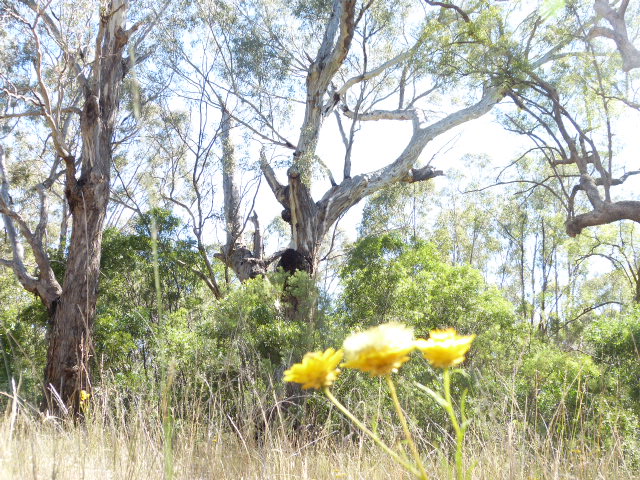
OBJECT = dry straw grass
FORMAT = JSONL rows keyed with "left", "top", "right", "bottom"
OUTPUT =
{"left": 1, "top": 379, "right": 637, "bottom": 480}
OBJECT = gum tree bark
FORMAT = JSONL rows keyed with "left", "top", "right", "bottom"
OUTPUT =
{"left": 44, "top": 5, "right": 129, "bottom": 411}
{"left": 591, "top": 0, "right": 640, "bottom": 72}
{"left": 0, "top": 0, "right": 153, "bottom": 413}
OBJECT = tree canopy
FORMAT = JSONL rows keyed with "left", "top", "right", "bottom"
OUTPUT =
{"left": 1, "top": 0, "right": 640, "bottom": 413}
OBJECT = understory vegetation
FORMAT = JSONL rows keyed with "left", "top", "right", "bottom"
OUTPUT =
{"left": 2, "top": 222, "right": 639, "bottom": 478}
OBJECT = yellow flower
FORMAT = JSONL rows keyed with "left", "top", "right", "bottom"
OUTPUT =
{"left": 342, "top": 322, "right": 415, "bottom": 376}
{"left": 283, "top": 348, "right": 343, "bottom": 390}
{"left": 79, "top": 390, "right": 91, "bottom": 402}
{"left": 415, "top": 328, "right": 475, "bottom": 369}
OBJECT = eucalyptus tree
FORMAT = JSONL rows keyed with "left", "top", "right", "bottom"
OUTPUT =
{"left": 0, "top": 0, "right": 169, "bottom": 412}
{"left": 502, "top": 0, "right": 640, "bottom": 237}
{"left": 165, "top": 0, "right": 582, "bottom": 291}
{"left": 590, "top": 0, "right": 640, "bottom": 72}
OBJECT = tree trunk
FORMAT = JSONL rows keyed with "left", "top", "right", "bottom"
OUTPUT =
{"left": 43, "top": 176, "right": 109, "bottom": 413}
{"left": 215, "top": 106, "right": 268, "bottom": 282}
{"left": 42, "top": 0, "right": 130, "bottom": 413}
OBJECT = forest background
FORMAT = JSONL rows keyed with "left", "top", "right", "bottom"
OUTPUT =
{"left": 0, "top": 0, "right": 639, "bottom": 478}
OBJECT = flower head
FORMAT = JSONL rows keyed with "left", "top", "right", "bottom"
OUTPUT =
{"left": 79, "top": 390, "right": 91, "bottom": 402}
{"left": 415, "top": 328, "right": 475, "bottom": 369}
{"left": 342, "top": 322, "right": 415, "bottom": 376}
{"left": 284, "top": 348, "right": 343, "bottom": 390}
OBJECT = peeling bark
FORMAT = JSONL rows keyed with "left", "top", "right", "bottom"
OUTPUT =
{"left": 43, "top": 0, "right": 131, "bottom": 413}
{"left": 295, "top": 0, "right": 357, "bottom": 169}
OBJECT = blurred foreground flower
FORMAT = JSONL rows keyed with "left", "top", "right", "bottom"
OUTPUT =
{"left": 342, "top": 322, "right": 415, "bottom": 375}
{"left": 415, "top": 328, "right": 475, "bottom": 369}
{"left": 283, "top": 348, "right": 343, "bottom": 390}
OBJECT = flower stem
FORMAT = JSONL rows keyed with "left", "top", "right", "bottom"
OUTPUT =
{"left": 443, "top": 368, "right": 464, "bottom": 480}
{"left": 385, "top": 375, "right": 429, "bottom": 480}
{"left": 323, "top": 387, "right": 421, "bottom": 478}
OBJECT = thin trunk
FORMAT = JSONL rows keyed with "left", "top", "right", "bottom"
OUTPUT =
{"left": 530, "top": 232, "right": 538, "bottom": 326}
{"left": 519, "top": 234, "right": 527, "bottom": 322}
{"left": 540, "top": 220, "right": 547, "bottom": 332}
{"left": 215, "top": 106, "right": 267, "bottom": 282}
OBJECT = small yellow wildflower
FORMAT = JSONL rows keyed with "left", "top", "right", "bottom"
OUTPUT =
{"left": 79, "top": 390, "right": 91, "bottom": 402}
{"left": 284, "top": 348, "right": 343, "bottom": 390}
{"left": 415, "top": 328, "right": 475, "bottom": 369}
{"left": 342, "top": 322, "right": 415, "bottom": 376}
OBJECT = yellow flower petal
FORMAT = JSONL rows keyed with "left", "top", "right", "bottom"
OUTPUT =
{"left": 342, "top": 323, "right": 415, "bottom": 376}
{"left": 415, "top": 328, "right": 475, "bottom": 369}
{"left": 283, "top": 348, "right": 343, "bottom": 390}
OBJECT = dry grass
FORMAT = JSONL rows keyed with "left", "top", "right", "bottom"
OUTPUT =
{"left": 1, "top": 384, "right": 637, "bottom": 480}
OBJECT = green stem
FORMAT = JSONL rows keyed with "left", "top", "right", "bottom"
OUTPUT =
{"left": 385, "top": 375, "right": 429, "bottom": 480}
{"left": 323, "top": 388, "right": 421, "bottom": 478}
{"left": 443, "top": 368, "right": 464, "bottom": 480}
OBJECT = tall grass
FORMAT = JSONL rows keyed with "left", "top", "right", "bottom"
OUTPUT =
{"left": 1, "top": 366, "right": 637, "bottom": 480}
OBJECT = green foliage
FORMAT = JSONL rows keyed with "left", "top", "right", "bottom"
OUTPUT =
{"left": 94, "top": 209, "right": 207, "bottom": 384}
{"left": 0, "top": 271, "right": 47, "bottom": 401}
{"left": 203, "top": 273, "right": 308, "bottom": 366}
{"left": 340, "top": 233, "right": 515, "bottom": 335}
{"left": 518, "top": 346, "right": 602, "bottom": 423}
{"left": 511, "top": 337, "right": 639, "bottom": 457}
{"left": 359, "top": 182, "right": 434, "bottom": 241}
{"left": 586, "top": 308, "right": 640, "bottom": 404}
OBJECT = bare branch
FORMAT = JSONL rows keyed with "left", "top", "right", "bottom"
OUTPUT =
{"left": 341, "top": 106, "right": 416, "bottom": 121}
{"left": 316, "top": 85, "right": 504, "bottom": 231}
{"left": 423, "top": 1, "right": 471, "bottom": 23}
{"left": 259, "top": 150, "right": 287, "bottom": 206}
{"left": 591, "top": 0, "right": 640, "bottom": 71}
{"left": 566, "top": 200, "right": 640, "bottom": 237}
{"left": 0, "top": 107, "right": 81, "bottom": 119}
{"left": 0, "top": 258, "right": 15, "bottom": 269}
{"left": 0, "top": 145, "right": 61, "bottom": 308}
{"left": 561, "top": 301, "right": 623, "bottom": 327}
{"left": 334, "top": 49, "right": 413, "bottom": 100}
